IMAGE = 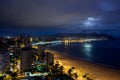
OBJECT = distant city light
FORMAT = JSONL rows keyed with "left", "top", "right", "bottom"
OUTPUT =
{"left": 32, "top": 41, "right": 62, "bottom": 46}
{"left": 6, "top": 36, "right": 11, "bottom": 39}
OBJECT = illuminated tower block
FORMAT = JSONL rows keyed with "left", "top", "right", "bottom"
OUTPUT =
{"left": 24, "top": 35, "right": 32, "bottom": 48}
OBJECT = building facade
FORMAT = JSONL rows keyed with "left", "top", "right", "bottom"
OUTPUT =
{"left": 45, "top": 52, "right": 54, "bottom": 67}
{"left": 0, "top": 51, "right": 10, "bottom": 73}
{"left": 20, "top": 47, "right": 36, "bottom": 74}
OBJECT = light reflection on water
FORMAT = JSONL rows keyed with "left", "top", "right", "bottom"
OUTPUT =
{"left": 83, "top": 43, "right": 92, "bottom": 60}
{"left": 64, "top": 41, "right": 70, "bottom": 46}
{"left": 64, "top": 42, "right": 93, "bottom": 59}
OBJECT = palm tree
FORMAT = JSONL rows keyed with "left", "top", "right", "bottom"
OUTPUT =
{"left": 73, "top": 73, "right": 78, "bottom": 79}
{"left": 59, "top": 66, "right": 64, "bottom": 75}
{"left": 67, "top": 67, "right": 79, "bottom": 79}
{"left": 67, "top": 68, "right": 73, "bottom": 77}
{"left": 82, "top": 73, "right": 94, "bottom": 80}
{"left": 71, "top": 67, "right": 75, "bottom": 69}
{"left": 50, "top": 61, "right": 60, "bottom": 75}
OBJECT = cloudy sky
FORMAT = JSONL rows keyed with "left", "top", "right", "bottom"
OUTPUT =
{"left": 0, "top": 0, "right": 120, "bottom": 37}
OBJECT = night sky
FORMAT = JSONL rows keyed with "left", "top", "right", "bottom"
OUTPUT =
{"left": 0, "top": 0, "right": 120, "bottom": 37}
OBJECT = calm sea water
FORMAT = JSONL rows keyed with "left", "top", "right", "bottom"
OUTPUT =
{"left": 47, "top": 40, "right": 120, "bottom": 69}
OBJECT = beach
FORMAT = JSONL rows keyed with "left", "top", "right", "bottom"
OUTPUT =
{"left": 45, "top": 48, "right": 120, "bottom": 80}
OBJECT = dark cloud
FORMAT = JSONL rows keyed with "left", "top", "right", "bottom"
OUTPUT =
{"left": 0, "top": 0, "right": 120, "bottom": 36}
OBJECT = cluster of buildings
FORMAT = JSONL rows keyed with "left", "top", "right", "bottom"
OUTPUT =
{"left": 0, "top": 35, "right": 54, "bottom": 78}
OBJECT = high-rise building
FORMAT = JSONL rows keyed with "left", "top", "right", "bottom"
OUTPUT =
{"left": 45, "top": 52, "right": 54, "bottom": 67}
{"left": 20, "top": 47, "right": 36, "bottom": 74}
{"left": 0, "top": 51, "right": 10, "bottom": 73}
{"left": 24, "top": 35, "right": 32, "bottom": 48}
{"left": 0, "top": 37, "right": 7, "bottom": 49}
{"left": 0, "top": 52, "right": 5, "bottom": 73}
{"left": 9, "top": 47, "right": 21, "bottom": 73}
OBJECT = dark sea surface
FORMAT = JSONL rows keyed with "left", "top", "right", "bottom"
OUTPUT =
{"left": 47, "top": 40, "right": 120, "bottom": 69}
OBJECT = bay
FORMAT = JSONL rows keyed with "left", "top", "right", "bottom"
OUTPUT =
{"left": 47, "top": 40, "right": 120, "bottom": 69}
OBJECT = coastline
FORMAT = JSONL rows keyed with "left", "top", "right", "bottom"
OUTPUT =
{"left": 45, "top": 48, "right": 120, "bottom": 80}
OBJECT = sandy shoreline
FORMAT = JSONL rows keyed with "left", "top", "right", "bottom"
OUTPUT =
{"left": 45, "top": 48, "right": 120, "bottom": 80}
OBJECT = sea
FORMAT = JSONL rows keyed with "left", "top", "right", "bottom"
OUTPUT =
{"left": 47, "top": 40, "right": 120, "bottom": 69}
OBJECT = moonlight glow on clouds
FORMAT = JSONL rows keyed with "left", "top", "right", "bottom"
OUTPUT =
{"left": 82, "top": 17, "right": 101, "bottom": 28}
{"left": 83, "top": 18, "right": 96, "bottom": 27}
